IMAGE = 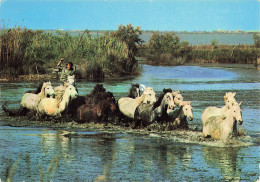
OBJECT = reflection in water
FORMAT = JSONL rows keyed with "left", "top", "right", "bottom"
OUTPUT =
{"left": 40, "top": 130, "right": 74, "bottom": 163}
{"left": 114, "top": 136, "right": 194, "bottom": 181}
{"left": 202, "top": 146, "right": 241, "bottom": 181}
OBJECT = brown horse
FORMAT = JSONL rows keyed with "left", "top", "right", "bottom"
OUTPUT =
{"left": 68, "top": 84, "right": 113, "bottom": 117}
{"left": 77, "top": 96, "right": 117, "bottom": 123}
{"left": 85, "top": 83, "right": 108, "bottom": 104}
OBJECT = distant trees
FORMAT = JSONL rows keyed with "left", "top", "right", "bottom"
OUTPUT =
{"left": 111, "top": 24, "right": 143, "bottom": 73}
{"left": 140, "top": 32, "right": 258, "bottom": 65}
{"left": 144, "top": 32, "right": 190, "bottom": 65}
{"left": 253, "top": 33, "right": 260, "bottom": 48}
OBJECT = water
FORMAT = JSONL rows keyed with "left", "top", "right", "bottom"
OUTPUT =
{"left": 70, "top": 31, "right": 255, "bottom": 45}
{"left": 141, "top": 32, "right": 255, "bottom": 45}
{"left": 0, "top": 64, "right": 259, "bottom": 181}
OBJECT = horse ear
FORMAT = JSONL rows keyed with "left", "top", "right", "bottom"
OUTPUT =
{"left": 139, "top": 84, "right": 146, "bottom": 92}
{"left": 239, "top": 101, "right": 242, "bottom": 106}
{"left": 223, "top": 95, "right": 227, "bottom": 101}
{"left": 172, "top": 90, "right": 180, "bottom": 96}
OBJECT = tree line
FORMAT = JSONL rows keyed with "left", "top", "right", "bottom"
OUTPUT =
{"left": 0, "top": 24, "right": 259, "bottom": 79}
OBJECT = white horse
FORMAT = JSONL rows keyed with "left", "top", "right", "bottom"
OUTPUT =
{"left": 201, "top": 92, "right": 238, "bottom": 127}
{"left": 168, "top": 101, "right": 193, "bottom": 129}
{"left": 134, "top": 92, "right": 175, "bottom": 127}
{"left": 67, "top": 75, "right": 75, "bottom": 86}
{"left": 202, "top": 102, "right": 243, "bottom": 140}
{"left": 172, "top": 90, "right": 184, "bottom": 107}
{"left": 37, "top": 85, "right": 78, "bottom": 117}
{"left": 118, "top": 87, "right": 156, "bottom": 119}
{"left": 224, "top": 92, "right": 237, "bottom": 106}
{"left": 20, "top": 81, "right": 55, "bottom": 111}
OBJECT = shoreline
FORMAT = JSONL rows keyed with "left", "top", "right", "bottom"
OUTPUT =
{"left": 0, "top": 63, "right": 257, "bottom": 82}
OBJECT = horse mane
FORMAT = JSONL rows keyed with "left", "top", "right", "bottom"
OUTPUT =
{"left": 54, "top": 85, "right": 66, "bottom": 107}
{"left": 152, "top": 88, "right": 172, "bottom": 109}
{"left": 38, "top": 82, "right": 51, "bottom": 101}
{"left": 128, "top": 84, "right": 139, "bottom": 97}
{"left": 35, "top": 82, "right": 44, "bottom": 94}
{"left": 97, "top": 92, "right": 115, "bottom": 102}
{"left": 136, "top": 93, "right": 146, "bottom": 105}
{"left": 89, "top": 83, "right": 106, "bottom": 95}
{"left": 170, "top": 105, "right": 183, "bottom": 119}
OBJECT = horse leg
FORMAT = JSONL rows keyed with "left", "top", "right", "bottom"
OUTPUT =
{"left": 202, "top": 124, "right": 211, "bottom": 138}
{"left": 233, "top": 121, "right": 238, "bottom": 136}
{"left": 133, "top": 108, "right": 141, "bottom": 128}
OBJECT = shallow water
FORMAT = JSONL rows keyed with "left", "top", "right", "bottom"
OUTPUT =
{"left": 0, "top": 64, "right": 259, "bottom": 181}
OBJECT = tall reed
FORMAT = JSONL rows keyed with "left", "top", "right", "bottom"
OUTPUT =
{"left": 0, "top": 26, "right": 140, "bottom": 79}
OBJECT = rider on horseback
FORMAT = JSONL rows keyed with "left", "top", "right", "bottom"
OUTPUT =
{"left": 57, "top": 58, "right": 75, "bottom": 85}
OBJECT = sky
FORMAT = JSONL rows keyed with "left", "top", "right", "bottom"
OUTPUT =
{"left": 0, "top": 0, "right": 259, "bottom": 31}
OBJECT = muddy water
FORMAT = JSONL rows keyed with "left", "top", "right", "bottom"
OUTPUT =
{"left": 0, "top": 64, "right": 259, "bottom": 181}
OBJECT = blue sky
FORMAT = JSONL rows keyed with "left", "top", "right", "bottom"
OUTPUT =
{"left": 0, "top": 0, "right": 259, "bottom": 31}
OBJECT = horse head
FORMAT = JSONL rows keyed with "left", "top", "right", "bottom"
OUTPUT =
{"left": 231, "top": 101, "right": 243, "bottom": 125}
{"left": 143, "top": 87, "right": 156, "bottom": 104}
{"left": 224, "top": 92, "right": 237, "bottom": 107}
{"left": 43, "top": 81, "right": 55, "bottom": 97}
{"left": 162, "top": 92, "right": 175, "bottom": 110}
{"left": 182, "top": 101, "right": 193, "bottom": 121}
{"left": 65, "top": 85, "right": 78, "bottom": 99}
{"left": 67, "top": 75, "right": 75, "bottom": 85}
{"left": 172, "top": 90, "right": 184, "bottom": 107}
{"left": 90, "top": 83, "right": 106, "bottom": 95}
{"left": 105, "top": 97, "right": 117, "bottom": 112}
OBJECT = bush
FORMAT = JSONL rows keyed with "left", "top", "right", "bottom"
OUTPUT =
{"left": 0, "top": 25, "right": 141, "bottom": 79}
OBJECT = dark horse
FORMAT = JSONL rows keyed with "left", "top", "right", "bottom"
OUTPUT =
{"left": 68, "top": 83, "right": 109, "bottom": 117}
{"left": 26, "top": 82, "right": 44, "bottom": 94}
{"left": 128, "top": 84, "right": 140, "bottom": 98}
{"left": 134, "top": 89, "right": 175, "bottom": 127}
{"left": 77, "top": 93, "right": 117, "bottom": 123}
{"left": 76, "top": 83, "right": 117, "bottom": 123}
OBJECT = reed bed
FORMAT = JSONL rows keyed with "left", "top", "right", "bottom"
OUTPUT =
{"left": 0, "top": 25, "right": 140, "bottom": 79}
{"left": 1, "top": 25, "right": 259, "bottom": 79}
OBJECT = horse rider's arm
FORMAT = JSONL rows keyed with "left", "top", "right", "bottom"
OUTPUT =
{"left": 57, "top": 58, "right": 65, "bottom": 71}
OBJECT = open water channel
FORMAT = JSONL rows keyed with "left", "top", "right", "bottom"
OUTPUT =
{"left": 0, "top": 64, "right": 259, "bottom": 181}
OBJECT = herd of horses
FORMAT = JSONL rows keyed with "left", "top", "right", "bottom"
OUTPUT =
{"left": 2, "top": 81, "right": 243, "bottom": 141}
